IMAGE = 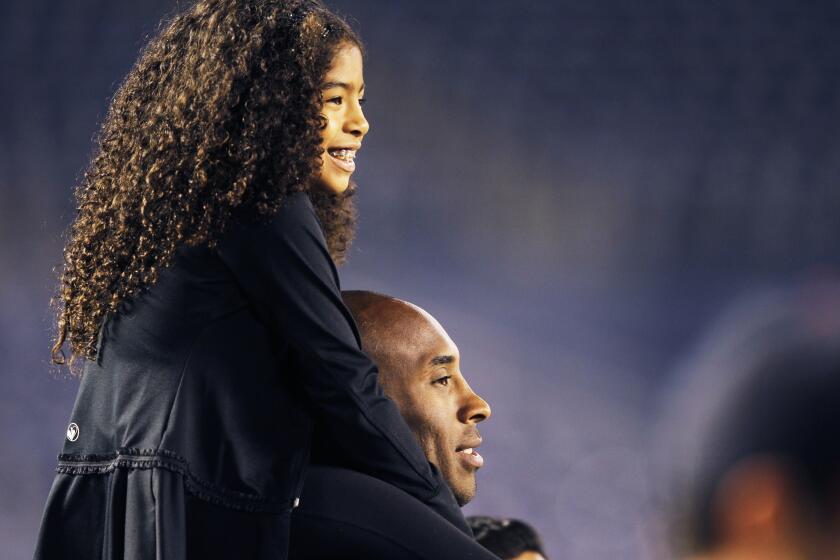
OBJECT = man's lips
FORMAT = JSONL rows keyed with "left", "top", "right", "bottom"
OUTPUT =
{"left": 455, "top": 439, "right": 484, "bottom": 469}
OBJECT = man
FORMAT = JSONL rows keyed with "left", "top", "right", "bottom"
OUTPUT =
{"left": 657, "top": 289, "right": 840, "bottom": 560}
{"left": 288, "top": 290, "right": 495, "bottom": 559}
{"left": 341, "top": 290, "right": 491, "bottom": 505}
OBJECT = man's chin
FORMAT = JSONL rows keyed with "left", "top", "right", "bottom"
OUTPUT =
{"left": 451, "top": 479, "right": 477, "bottom": 507}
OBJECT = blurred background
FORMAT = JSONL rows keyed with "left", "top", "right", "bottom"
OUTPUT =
{"left": 2, "top": 0, "right": 839, "bottom": 557}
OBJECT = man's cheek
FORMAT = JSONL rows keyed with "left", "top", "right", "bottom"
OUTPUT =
{"left": 405, "top": 418, "right": 437, "bottom": 455}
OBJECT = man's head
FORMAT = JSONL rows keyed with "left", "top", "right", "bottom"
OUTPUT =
{"left": 343, "top": 290, "right": 491, "bottom": 505}
{"left": 659, "top": 288, "right": 840, "bottom": 560}
{"left": 468, "top": 516, "right": 548, "bottom": 560}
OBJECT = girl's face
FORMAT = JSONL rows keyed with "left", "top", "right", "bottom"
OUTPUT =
{"left": 315, "top": 44, "right": 369, "bottom": 194}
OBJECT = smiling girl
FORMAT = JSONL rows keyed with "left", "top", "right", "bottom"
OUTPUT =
{"left": 34, "top": 1, "right": 471, "bottom": 558}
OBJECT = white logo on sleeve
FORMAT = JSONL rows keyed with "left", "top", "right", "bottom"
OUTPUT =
{"left": 66, "top": 423, "right": 80, "bottom": 442}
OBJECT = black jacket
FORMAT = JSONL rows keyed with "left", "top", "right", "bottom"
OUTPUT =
{"left": 34, "top": 192, "right": 468, "bottom": 559}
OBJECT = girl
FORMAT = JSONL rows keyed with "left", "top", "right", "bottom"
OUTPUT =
{"left": 35, "top": 1, "right": 475, "bottom": 558}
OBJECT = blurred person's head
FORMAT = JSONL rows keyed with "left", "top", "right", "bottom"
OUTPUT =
{"left": 53, "top": 0, "right": 364, "bottom": 370}
{"left": 467, "top": 516, "right": 547, "bottom": 560}
{"left": 342, "top": 290, "right": 491, "bottom": 505}
{"left": 657, "top": 285, "right": 840, "bottom": 560}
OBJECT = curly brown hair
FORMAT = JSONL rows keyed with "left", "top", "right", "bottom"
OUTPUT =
{"left": 52, "top": 0, "right": 362, "bottom": 368}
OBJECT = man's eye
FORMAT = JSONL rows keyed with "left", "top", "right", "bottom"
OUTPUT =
{"left": 433, "top": 376, "right": 451, "bottom": 387}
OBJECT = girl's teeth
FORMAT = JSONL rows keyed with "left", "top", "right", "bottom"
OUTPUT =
{"left": 330, "top": 149, "right": 355, "bottom": 161}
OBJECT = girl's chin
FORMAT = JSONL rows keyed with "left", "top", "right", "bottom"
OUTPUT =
{"left": 329, "top": 184, "right": 350, "bottom": 195}
{"left": 315, "top": 180, "right": 350, "bottom": 195}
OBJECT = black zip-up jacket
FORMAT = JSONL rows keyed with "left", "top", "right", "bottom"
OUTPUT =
{"left": 34, "top": 192, "right": 469, "bottom": 559}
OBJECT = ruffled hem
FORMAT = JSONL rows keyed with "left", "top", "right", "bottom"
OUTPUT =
{"left": 34, "top": 463, "right": 292, "bottom": 560}
{"left": 56, "top": 448, "right": 293, "bottom": 513}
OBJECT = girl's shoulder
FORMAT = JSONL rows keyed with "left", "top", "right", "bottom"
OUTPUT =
{"left": 226, "top": 191, "right": 318, "bottom": 240}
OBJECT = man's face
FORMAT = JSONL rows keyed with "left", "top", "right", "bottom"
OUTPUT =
{"left": 380, "top": 307, "right": 491, "bottom": 506}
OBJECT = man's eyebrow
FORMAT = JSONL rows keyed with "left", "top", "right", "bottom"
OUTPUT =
{"left": 321, "top": 81, "right": 366, "bottom": 92}
{"left": 429, "top": 355, "right": 455, "bottom": 367}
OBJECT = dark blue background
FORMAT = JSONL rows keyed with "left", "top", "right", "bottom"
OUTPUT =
{"left": 2, "top": 1, "right": 839, "bottom": 557}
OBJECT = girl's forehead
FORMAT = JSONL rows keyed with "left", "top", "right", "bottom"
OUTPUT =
{"left": 325, "top": 44, "right": 364, "bottom": 78}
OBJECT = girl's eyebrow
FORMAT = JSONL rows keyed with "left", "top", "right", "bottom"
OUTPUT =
{"left": 321, "top": 81, "right": 366, "bottom": 92}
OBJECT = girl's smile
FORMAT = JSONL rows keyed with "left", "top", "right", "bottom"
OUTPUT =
{"left": 316, "top": 44, "right": 369, "bottom": 194}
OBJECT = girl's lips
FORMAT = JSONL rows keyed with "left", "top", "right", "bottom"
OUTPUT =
{"left": 328, "top": 152, "right": 355, "bottom": 173}
{"left": 327, "top": 148, "right": 357, "bottom": 173}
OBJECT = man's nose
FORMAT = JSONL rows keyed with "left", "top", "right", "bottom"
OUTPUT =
{"left": 460, "top": 389, "right": 491, "bottom": 424}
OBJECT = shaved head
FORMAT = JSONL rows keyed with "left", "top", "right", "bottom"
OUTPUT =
{"left": 343, "top": 291, "right": 444, "bottom": 391}
{"left": 342, "top": 290, "right": 491, "bottom": 505}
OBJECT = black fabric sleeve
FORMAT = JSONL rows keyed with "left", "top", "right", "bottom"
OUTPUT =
{"left": 215, "top": 192, "right": 470, "bottom": 535}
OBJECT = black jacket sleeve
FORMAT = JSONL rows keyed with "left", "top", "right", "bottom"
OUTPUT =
{"left": 215, "top": 192, "right": 470, "bottom": 534}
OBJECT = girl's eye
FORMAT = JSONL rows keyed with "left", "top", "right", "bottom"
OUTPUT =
{"left": 434, "top": 376, "right": 451, "bottom": 387}
{"left": 326, "top": 96, "right": 342, "bottom": 105}
{"left": 359, "top": 98, "right": 367, "bottom": 106}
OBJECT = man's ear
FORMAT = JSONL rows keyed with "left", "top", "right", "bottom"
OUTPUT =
{"left": 712, "top": 457, "right": 798, "bottom": 549}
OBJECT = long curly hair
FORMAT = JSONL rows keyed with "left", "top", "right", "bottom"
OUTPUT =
{"left": 52, "top": 0, "right": 362, "bottom": 368}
